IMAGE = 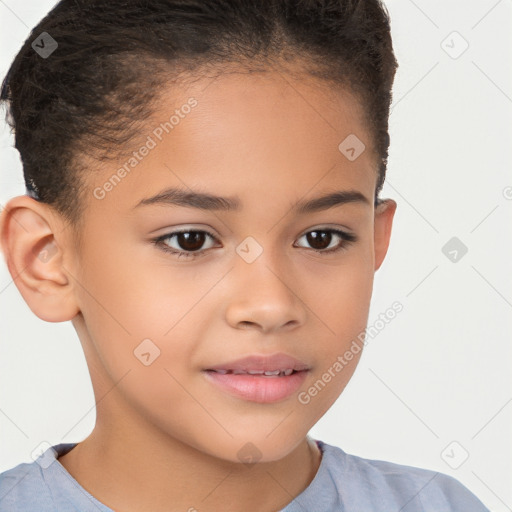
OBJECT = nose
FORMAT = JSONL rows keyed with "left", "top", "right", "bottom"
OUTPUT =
{"left": 224, "top": 254, "right": 307, "bottom": 335}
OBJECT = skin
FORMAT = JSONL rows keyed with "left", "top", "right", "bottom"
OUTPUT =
{"left": 0, "top": 67, "right": 396, "bottom": 512}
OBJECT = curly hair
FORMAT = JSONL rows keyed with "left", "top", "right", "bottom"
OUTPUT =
{"left": 1, "top": 0, "right": 398, "bottom": 226}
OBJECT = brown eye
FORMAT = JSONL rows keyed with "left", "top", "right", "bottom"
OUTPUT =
{"left": 175, "top": 231, "right": 207, "bottom": 251}
{"left": 295, "top": 228, "right": 357, "bottom": 254}
{"left": 155, "top": 229, "right": 218, "bottom": 258}
{"left": 305, "top": 230, "right": 332, "bottom": 250}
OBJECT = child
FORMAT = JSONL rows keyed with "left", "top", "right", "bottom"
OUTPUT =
{"left": 0, "top": 0, "right": 490, "bottom": 510}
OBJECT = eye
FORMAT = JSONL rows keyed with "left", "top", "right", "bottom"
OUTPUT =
{"left": 152, "top": 226, "right": 357, "bottom": 260}
{"left": 294, "top": 228, "right": 357, "bottom": 254}
{"left": 152, "top": 229, "right": 219, "bottom": 259}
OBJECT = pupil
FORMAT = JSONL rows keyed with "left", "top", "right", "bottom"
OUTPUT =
{"left": 307, "top": 231, "right": 331, "bottom": 250}
{"left": 178, "top": 231, "right": 205, "bottom": 251}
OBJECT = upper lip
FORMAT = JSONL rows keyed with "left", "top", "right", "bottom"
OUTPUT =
{"left": 205, "top": 353, "right": 310, "bottom": 373}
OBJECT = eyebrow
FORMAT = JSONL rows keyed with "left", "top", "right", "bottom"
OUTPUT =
{"left": 134, "top": 187, "right": 370, "bottom": 213}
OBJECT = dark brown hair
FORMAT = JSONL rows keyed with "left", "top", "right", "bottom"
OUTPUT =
{"left": 1, "top": 0, "right": 398, "bottom": 225}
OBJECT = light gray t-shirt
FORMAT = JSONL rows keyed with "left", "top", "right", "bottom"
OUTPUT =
{"left": 0, "top": 439, "right": 489, "bottom": 511}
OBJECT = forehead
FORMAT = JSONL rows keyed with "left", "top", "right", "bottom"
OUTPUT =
{"left": 85, "top": 69, "right": 377, "bottom": 215}
{"left": 168, "top": 68, "right": 373, "bottom": 159}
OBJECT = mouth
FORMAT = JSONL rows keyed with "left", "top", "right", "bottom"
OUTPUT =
{"left": 202, "top": 352, "right": 311, "bottom": 403}
{"left": 203, "top": 368, "right": 310, "bottom": 403}
{"left": 204, "top": 352, "right": 310, "bottom": 375}
{"left": 204, "top": 368, "right": 301, "bottom": 377}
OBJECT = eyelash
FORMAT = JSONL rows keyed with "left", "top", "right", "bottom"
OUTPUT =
{"left": 152, "top": 227, "right": 357, "bottom": 260}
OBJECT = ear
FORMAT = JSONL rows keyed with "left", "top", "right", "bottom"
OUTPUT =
{"left": 373, "top": 198, "right": 397, "bottom": 271}
{"left": 0, "top": 195, "right": 80, "bottom": 322}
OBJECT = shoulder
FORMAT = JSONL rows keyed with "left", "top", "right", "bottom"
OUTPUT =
{"left": 317, "top": 441, "right": 489, "bottom": 511}
{"left": 0, "top": 458, "right": 54, "bottom": 511}
{"left": 0, "top": 443, "right": 84, "bottom": 512}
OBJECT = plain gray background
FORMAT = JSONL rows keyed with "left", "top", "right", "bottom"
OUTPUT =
{"left": 1, "top": 1, "right": 511, "bottom": 510}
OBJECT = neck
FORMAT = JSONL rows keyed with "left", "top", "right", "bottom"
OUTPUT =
{"left": 58, "top": 411, "right": 322, "bottom": 512}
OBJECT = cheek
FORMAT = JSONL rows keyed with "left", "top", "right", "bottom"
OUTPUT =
{"left": 77, "top": 240, "right": 206, "bottom": 338}
{"left": 302, "top": 254, "right": 373, "bottom": 400}
{"left": 73, "top": 241, "right": 218, "bottom": 395}
{"left": 73, "top": 255, "right": 202, "bottom": 432}
{"left": 303, "top": 252, "right": 374, "bottom": 335}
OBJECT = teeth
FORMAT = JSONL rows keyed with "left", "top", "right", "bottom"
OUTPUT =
{"left": 213, "top": 369, "right": 295, "bottom": 376}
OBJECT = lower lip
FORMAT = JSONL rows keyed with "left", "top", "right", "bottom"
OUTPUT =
{"left": 203, "top": 370, "right": 309, "bottom": 403}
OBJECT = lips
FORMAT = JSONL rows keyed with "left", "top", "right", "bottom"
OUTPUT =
{"left": 205, "top": 352, "right": 310, "bottom": 374}
{"left": 203, "top": 352, "right": 310, "bottom": 403}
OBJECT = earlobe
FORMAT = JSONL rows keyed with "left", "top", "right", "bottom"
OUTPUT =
{"left": 0, "top": 195, "right": 80, "bottom": 322}
{"left": 374, "top": 199, "right": 397, "bottom": 272}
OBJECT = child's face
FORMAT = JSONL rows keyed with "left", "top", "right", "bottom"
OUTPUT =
{"left": 65, "top": 69, "right": 395, "bottom": 462}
